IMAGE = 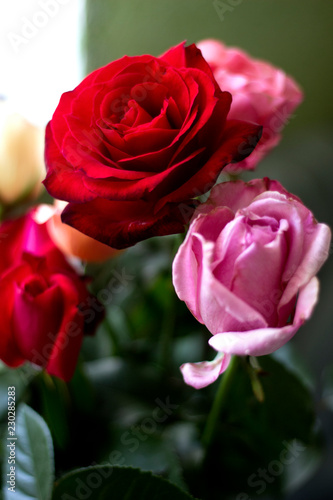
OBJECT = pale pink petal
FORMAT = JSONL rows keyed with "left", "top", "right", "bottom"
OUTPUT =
{"left": 293, "top": 276, "right": 320, "bottom": 324}
{"left": 209, "top": 325, "right": 298, "bottom": 357}
{"left": 172, "top": 208, "right": 234, "bottom": 323}
{"left": 180, "top": 352, "right": 231, "bottom": 389}
{"left": 209, "top": 277, "right": 320, "bottom": 357}
{"left": 172, "top": 230, "right": 213, "bottom": 324}
{"left": 198, "top": 232, "right": 267, "bottom": 333}
{"left": 279, "top": 223, "right": 331, "bottom": 318}
{"left": 230, "top": 220, "right": 288, "bottom": 325}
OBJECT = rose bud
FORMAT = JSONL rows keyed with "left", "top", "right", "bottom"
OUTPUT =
{"left": 197, "top": 39, "right": 303, "bottom": 172}
{"left": 0, "top": 101, "right": 45, "bottom": 205}
{"left": 172, "top": 179, "right": 331, "bottom": 389}
{"left": 0, "top": 208, "right": 104, "bottom": 381}
{"left": 43, "top": 42, "right": 262, "bottom": 249}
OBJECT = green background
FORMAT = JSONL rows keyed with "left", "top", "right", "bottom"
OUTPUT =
{"left": 85, "top": 0, "right": 333, "bottom": 129}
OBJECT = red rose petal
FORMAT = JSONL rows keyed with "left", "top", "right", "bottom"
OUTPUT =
{"left": 61, "top": 197, "right": 197, "bottom": 249}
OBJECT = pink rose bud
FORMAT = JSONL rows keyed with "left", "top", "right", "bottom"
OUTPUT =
{"left": 172, "top": 179, "right": 331, "bottom": 389}
{"left": 197, "top": 39, "right": 303, "bottom": 172}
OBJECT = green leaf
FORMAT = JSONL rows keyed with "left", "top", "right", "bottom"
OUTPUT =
{"left": 52, "top": 466, "right": 198, "bottom": 500}
{"left": 0, "top": 363, "right": 35, "bottom": 422}
{"left": 3, "top": 404, "right": 54, "bottom": 500}
{"left": 107, "top": 431, "right": 187, "bottom": 491}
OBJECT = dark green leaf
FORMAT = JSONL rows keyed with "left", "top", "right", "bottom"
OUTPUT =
{"left": 52, "top": 466, "right": 198, "bottom": 500}
{"left": 107, "top": 431, "right": 187, "bottom": 490}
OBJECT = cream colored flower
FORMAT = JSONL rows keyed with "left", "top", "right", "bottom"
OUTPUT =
{"left": 0, "top": 103, "right": 45, "bottom": 205}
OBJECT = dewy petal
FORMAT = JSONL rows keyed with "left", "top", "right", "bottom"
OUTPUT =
{"left": 209, "top": 277, "right": 320, "bottom": 357}
{"left": 180, "top": 352, "right": 231, "bottom": 389}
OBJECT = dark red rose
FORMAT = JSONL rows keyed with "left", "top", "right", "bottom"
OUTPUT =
{"left": 43, "top": 42, "right": 262, "bottom": 249}
{"left": 0, "top": 207, "right": 103, "bottom": 381}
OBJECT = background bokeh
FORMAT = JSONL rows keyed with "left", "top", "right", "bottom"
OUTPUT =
{"left": 85, "top": 1, "right": 333, "bottom": 499}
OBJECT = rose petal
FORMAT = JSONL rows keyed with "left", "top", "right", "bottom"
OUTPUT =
{"left": 61, "top": 197, "right": 196, "bottom": 249}
{"left": 180, "top": 352, "right": 231, "bottom": 389}
{"left": 197, "top": 232, "right": 267, "bottom": 333}
{"left": 13, "top": 281, "right": 64, "bottom": 361}
{"left": 46, "top": 274, "right": 84, "bottom": 381}
{"left": 155, "top": 120, "right": 262, "bottom": 211}
{"left": 0, "top": 266, "right": 28, "bottom": 366}
{"left": 278, "top": 223, "right": 331, "bottom": 322}
{"left": 172, "top": 207, "right": 234, "bottom": 323}
{"left": 209, "top": 277, "right": 320, "bottom": 357}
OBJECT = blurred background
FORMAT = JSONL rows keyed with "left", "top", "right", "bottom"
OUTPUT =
{"left": 1, "top": 1, "right": 332, "bottom": 498}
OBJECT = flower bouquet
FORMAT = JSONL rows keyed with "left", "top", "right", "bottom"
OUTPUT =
{"left": 0, "top": 38, "right": 331, "bottom": 500}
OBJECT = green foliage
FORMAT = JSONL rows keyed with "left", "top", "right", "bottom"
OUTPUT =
{"left": 52, "top": 466, "right": 198, "bottom": 500}
{"left": 2, "top": 404, "right": 54, "bottom": 500}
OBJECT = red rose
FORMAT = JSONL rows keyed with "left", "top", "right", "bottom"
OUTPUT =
{"left": 44, "top": 42, "right": 262, "bottom": 249}
{"left": 0, "top": 208, "right": 103, "bottom": 381}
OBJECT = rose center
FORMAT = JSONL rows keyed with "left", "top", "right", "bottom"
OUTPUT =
{"left": 22, "top": 274, "right": 48, "bottom": 297}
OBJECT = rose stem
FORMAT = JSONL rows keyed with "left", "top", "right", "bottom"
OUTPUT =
{"left": 201, "top": 354, "right": 239, "bottom": 450}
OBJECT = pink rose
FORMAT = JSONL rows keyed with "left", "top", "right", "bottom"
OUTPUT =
{"left": 197, "top": 39, "right": 303, "bottom": 172}
{"left": 172, "top": 179, "right": 331, "bottom": 389}
{"left": 0, "top": 207, "right": 103, "bottom": 381}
